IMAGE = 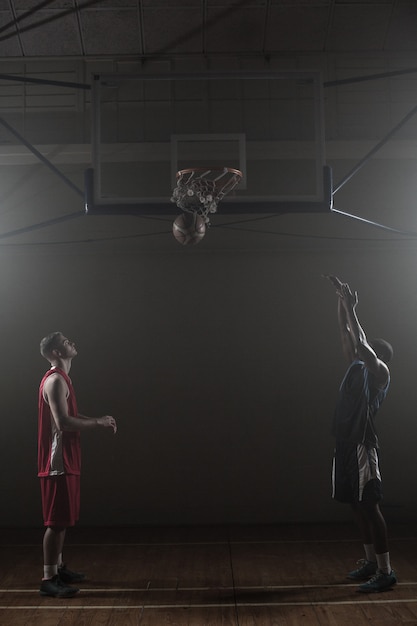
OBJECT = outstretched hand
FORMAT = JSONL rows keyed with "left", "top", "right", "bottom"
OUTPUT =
{"left": 322, "top": 274, "right": 343, "bottom": 292}
{"left": 340, "top": 282, "right": 358, "bottom": 309}
{"left": 323, "top": 274, "right": 358, "bottom": 308}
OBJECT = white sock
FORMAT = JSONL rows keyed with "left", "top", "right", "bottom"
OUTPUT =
{"left": 43, "top": 564, "right": 58, "bottom": 580}
{"left": 364, "top": 543, "right": 376, "bottom": 563}
{"left": 58, "top": 553, "right": 63, "bottom": 568}
{"left": 376, "top": 552, "right": 391, "bottom": 574}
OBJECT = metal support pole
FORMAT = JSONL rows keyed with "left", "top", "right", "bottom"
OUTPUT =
{"left": 333, "top": 102, "right": 417, "bottom": 195}
{"left": 331, "top": 207, "right": 417, "bottom": 237}
{"left": 0, "top": 117, "right": 84, "bottom": 199}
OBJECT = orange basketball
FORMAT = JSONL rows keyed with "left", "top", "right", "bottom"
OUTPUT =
{"left": 172, "top": 213, "right": 206, "bottom": 246}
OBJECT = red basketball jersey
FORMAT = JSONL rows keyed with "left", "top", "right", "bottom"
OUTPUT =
{"left": 38, "top": 367, "right": 81, "bottom": 477}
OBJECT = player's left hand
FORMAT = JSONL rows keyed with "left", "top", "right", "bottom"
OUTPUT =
{"left": 322, "top": 274, "right": 343, "bottom": 292}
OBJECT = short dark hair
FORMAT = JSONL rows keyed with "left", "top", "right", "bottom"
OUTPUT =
{"left": 369, "top": 338, "right": 393, "bottom": 364}
{"left": 40, "top": 331, "right": 63, "bottom": 359}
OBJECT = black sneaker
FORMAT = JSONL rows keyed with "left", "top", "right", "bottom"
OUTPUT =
{"left": 357, "top": 569, "right": 397, "bottom": 593}
{"left": 58, "top": 564, "right": 86, "bottom": 584}
{"left": 347, "top": 559, "right": 377, "bottom": 580}
{"left": 40, "top": 575, "right": 79, "bottom": 598}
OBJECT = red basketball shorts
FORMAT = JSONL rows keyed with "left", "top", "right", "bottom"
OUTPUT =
{"left": 40, "top": 474, "right": 80, "bottom": 527}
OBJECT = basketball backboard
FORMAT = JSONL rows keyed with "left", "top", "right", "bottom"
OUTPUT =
{"left": 85, "top": 70, "right": 332, "bottom": 216}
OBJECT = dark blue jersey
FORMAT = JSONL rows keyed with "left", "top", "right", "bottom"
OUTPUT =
{"left": 332, "top": 359, "right": 389, "bottom": 448}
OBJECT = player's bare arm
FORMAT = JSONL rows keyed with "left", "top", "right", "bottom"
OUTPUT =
{"left": 323, "top": 274, "right": 356, "bottom": 362}
{"left": 339, "top": 284, "right": 389, "bottom": 388}
{"left": 44, "top": 375, "right": 117, "bottom": 433}
{"left": 337, "top": 296, "right": 356, "bottom": 363}
{"left": 77, "top": 413, "right": 117, "bottom": 433}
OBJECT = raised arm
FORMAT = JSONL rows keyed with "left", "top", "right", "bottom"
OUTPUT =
{"left": 324, "top": 274, "right": 356, "bottom": 364}
{"left": 338, "top": 282, "right": 389, "bottom": 388}
{"left": 44, "top": 374, "right": 117, "bottom": 433}
{"left": 337, "top": 295, "right": 357, "bottom": 364}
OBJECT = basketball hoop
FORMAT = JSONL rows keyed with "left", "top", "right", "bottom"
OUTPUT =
{"left": 170, "top": 167, "right": 242, "bottom": 224}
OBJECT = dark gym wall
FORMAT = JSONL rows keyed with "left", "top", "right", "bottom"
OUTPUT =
{"left": 0, "top": 215, "right": 413, "bottom": 527}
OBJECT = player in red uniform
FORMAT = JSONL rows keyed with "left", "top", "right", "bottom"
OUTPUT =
{"left": 38, "top": 332, "right": 117, "bottom": 598}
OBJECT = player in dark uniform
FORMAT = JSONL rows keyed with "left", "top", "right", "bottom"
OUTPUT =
{"left": 325, "top": 275, "right": 396, "bottom": 593}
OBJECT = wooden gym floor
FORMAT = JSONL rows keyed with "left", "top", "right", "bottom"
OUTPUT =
{"left": 1, "top": 522, "right": 417, "bottom": 625}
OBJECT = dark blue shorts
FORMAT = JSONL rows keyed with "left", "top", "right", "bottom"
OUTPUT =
{"left": 332, "top": 441, "right": 382, "bottom": 504}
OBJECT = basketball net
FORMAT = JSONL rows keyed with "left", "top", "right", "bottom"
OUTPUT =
{"left": 171, "top": 167, "right": 242, "bottom": 224}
